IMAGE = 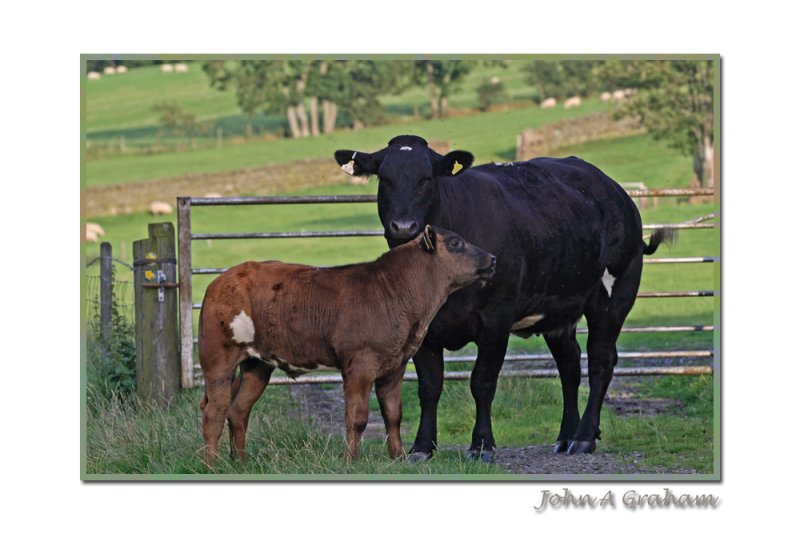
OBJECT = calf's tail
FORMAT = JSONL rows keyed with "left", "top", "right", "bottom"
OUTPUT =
{"left": 643, "top": 228, "right": 676, "bottom": 255}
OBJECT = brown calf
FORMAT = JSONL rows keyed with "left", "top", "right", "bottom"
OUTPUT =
{"left": 198, "top": 225, "right": 495, "bottom": 464}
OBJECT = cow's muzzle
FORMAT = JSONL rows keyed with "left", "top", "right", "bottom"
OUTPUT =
{"left": 387, "top": 219, "right": 420, "bottom": 242}
{"left": 477, "top": 256, "right": 497, "bottom": 280}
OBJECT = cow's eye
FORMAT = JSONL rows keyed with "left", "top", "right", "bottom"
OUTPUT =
{"left": 449, "top": 238, "right": 463, "bottom": 249}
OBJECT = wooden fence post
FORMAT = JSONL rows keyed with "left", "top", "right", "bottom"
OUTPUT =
{"left": 133, "top": 222, "right": 181, "bottom": 406}
{"left": 177, "top": 197, "right": 195, "bottom": 389}
{"left": 99, "top": 242, "right": 113, "bottom": 361}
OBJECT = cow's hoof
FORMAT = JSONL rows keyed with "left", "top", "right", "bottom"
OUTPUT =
{"left": 407, "top": 451, "right": 433, "bottom": 463}
{"left": 566, "top": 440, "right": 596, "bottom": 454}
{"left": 466, "top": 449, "right": 496, "bottom": 463}
{"left": 553, "top": 440, "right": 569, "bottom": 454}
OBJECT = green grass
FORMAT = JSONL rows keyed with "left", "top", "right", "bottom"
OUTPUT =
{"left": 85, "top": 371, "right": 713, "bottom": 476}
{"left": 85, "top": 63, "right": 239, "bottom": 133}
{"left": 85, "top": 385, "right": 503, "bottom": 476}
{"left": 84, "top": 99, "right": 608, "bottom": 187}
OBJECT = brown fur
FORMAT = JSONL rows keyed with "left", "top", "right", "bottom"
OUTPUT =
{"left": 198, "top": 226, "right": 494, "bottom": 464}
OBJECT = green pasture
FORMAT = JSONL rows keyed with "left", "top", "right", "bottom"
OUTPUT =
{"left": 84, "top": 99, "right": 608, "bottom": 187}
{"left": 85, "top": 60, "right": 541, "bottom": 140}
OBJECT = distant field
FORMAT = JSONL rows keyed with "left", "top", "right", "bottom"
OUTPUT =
{"left": 84, "top": 60, "right": 539, "bottom": 137}
{"left": 84, "top": 99, "right": 609, "bottom": 187}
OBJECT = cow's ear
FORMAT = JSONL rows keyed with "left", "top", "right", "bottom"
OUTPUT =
{"left": 334, "top": 149, "right": 382, "bottom": 177}
{"left": 435, "top": 150, "right": 474, "bottom": 176}
{"left": 419, "top": 225, "right": 436, "bottom": 254}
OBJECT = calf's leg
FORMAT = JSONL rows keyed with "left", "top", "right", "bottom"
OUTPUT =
{"left": 409, "top": 342, "right": 444, "bottom": 461}
{"left": 375, "top": 367, "right": 406, "bottom": 459}
{"left": 343, "top": 367, "right": 375, "bottom": 461}
{"left": 227, "top": 358, "right": 274, "bottom": 462}
{"left": 201, "top": 372, "right": 234, "bottom": 466}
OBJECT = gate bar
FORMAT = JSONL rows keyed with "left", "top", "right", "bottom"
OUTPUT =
{"left": 192, "top": 365, "right": 713, "bottom": 386}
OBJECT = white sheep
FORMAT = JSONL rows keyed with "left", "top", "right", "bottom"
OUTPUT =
{"left": 161, "top": 63, "right": 174, "bottom": 73}
{"left": 116, "top": 65, "right": 128, "bottom": 74}
{"left": 540, "top": 97, "right": 557, "bottom": 109}
{"left": 175, "top": 63, "right": 189, "bottom": 73}
{"left": 87, "top": 71, "right": 101, "bottom": 80}
{"left": 149, "top": 201, "right": 173, "bottom": 215}
{"left": 85, "top": 222, "right": 105, "bottom": 242}
{"left": 564, "top": 96, "right": 582, "bottom": 109}
{"left": 103, "top": 66, "right": 116, "bottom": 75}
{"left": 600, "top": 91, "right": 612, "bottom": 102}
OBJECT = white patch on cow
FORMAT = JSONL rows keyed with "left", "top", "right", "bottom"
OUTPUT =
{"left": 511, "top": 314, "right": 546, "bottom": 330}
{"left": 400, "top": 146, "right": 413, "bottom": 151}
{"left": 245, "top": 347, "right": 263, "bottom": 359}
{"left": 601, "top": 268, "right": 616, "bottom": 297}
{"left": 230, "top": 311, "right": 255, "bottom": 344}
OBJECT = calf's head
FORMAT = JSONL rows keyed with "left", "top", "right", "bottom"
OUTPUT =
{"left": 415, "top": 225, "right": 495, "bottom": 288}
{"left": 335, "top": 135, "right": 474, "bottom": 247}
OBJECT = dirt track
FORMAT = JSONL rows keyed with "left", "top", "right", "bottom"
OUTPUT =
{"left": 286, "top": 378, "right": 697, "bottom": 475}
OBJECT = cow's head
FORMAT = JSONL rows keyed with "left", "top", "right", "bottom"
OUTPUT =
{"left": 335, "top": 135, "right": 474, "bottom": 247}
{"left": 415, "top": 225, "right": 496, "bottom": 287}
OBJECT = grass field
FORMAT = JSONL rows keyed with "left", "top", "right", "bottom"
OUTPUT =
{"left": 85, "top": 368, "right": 714, "bottom": 476}
{"left": 84, "top": 60, "right": 541, "bottom": 140}
{"left": 84, "top": 100, "right": 608, "bottom": 187}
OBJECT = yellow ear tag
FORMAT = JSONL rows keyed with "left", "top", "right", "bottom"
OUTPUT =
{"left": 422, "top": 233, "right": 433, "bottom": 251}
{"left": 452, "top": 161, "right": 463, "bottom": 175}
{"left": 145, "top": 270, "right": 154, "bottom": 281}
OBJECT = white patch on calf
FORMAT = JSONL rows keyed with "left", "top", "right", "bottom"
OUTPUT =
{"left": 400, "top": 146, "right": 413, "bottom": 151}
{"left": 511, "top": 314, "right": 546, "bottom": 330}
{"left": 230, "top": 311, "right": 255, "bottom": 344}
{"left": 601, "top": 268, "right": 616, "bottom": 297}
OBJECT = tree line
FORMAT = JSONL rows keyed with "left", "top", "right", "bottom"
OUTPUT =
{"left": 133, "top": 58, "right": 714, "bottom": 188}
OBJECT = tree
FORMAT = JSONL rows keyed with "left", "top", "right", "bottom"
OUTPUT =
{"left": 595, "top": 60, "right": 715, "bottom": 188}
{"left": 152, "top": 101, "right": 207, "bottom": 146}
{"left": 522, "top": 60, "right": 600, "bottom": 101}
{"left": 412, "top": 60, "right": 476, "bottom": 118}
{"left": 476, "top": 77, "right": 507, "bottom": 111}
{"left": 202, "top": 59, "right": 412, "bottom": 137}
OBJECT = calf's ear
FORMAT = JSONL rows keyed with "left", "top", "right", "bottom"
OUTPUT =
{"left": 435, "top": 150, "right": 474, "bottom": 176}
{"left": 419, "top": 225, "right": 437, "bottom": 254}
{"left": 334, "top": 149, "right": 383, "bottom": 177}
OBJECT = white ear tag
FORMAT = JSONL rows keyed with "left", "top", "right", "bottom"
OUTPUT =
{"left": 342, "top": 160, "right": 355, "bottom": 175}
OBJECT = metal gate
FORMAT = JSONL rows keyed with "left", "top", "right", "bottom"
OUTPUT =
{"left": 177, "top": 188, "right": 718, "bottom": 388}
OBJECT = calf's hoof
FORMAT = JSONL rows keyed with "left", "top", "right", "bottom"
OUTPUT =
{"left": 553, "top": 440, "right": 569, "bottom": 454}
{"left": 407, "top": 451, "right": 433, "bottom": 463}
{"left": 566, "top": 440, "right": 596, "bottom": 455}
{"left": 466, "top": 448, "right": 496, "bottom": 463}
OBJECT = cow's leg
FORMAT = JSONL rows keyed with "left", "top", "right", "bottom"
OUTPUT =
{"left": 201, "top": 370, "right": 235, "bottom": 466}
{"left": 227, "top": 358, "right": 274, "bottom": 463}
{"left": 375, "top": 366, "right": 406, "bottom": 459}
{"left": 569, "top": 259, "right": 642, "bottom": 454}
{"left": 342, "top": 367, "right": 375, "bottom": 461}
{"left": 409, "top": 342, "right": 444, "bottom": 461}
{"left": 467, "top": 332, "right": 510, "bottom": 463}
{"left": 544, "top": 326, "right": 582, "bottom": 453}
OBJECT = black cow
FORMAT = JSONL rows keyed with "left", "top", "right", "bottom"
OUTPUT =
{"left": 334, "top": 135, "right": 671, "bottom": 461}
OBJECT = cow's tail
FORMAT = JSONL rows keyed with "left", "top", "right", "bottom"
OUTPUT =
{"left": 643, "top": 228, "right": 676, "bottom": 255}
